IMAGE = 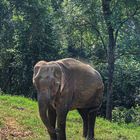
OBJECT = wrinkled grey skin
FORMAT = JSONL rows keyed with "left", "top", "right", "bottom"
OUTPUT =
{"left": 33, "top": 58, "right": 104, "bottom": 140}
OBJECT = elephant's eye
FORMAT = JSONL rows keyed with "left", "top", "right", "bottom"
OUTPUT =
{"left": 45, "top": 76, "right": 49, "bottom": 79}
{"left": 54, "top": 71, "right": 60, "bottom": 78}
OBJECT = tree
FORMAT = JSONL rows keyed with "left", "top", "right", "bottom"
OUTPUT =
{"left": 0, "top": 0, "right": 61, "bottom": 97}
{"left": 102, "top": 0, "right": 140, "bottom": 120}
{"left": 102, "top": 0, "right": 116, "bottom": 120}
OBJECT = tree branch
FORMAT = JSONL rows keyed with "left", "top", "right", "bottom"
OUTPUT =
{"left": 65, "top": 21, "right": 108, "bottom": 62}
{"left": 114, "top": 7, "right": 140, "bottom": 44}
{"left": 91, "top": 24, "right": 107, "bottom": 56}
{"left": 115, "top": 50, "right": 140, "bottom": 60}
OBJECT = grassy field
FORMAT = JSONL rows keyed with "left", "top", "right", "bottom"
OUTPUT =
{"left": 0, "top": 95, "right": 140, "bottom": 140}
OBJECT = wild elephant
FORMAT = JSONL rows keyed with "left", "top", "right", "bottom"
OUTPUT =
{"left": 33, "top": 58, "right": 104, "bottom": 140}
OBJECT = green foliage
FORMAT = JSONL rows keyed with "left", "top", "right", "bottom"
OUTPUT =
{"left": 0, "top": 0, "right": 61, "bottom": 97}
{"left": 112, "top": 105, "right": 140, "bottom": 125}
{"left": 113, "top": 56, "right": 140, "bottom": 108}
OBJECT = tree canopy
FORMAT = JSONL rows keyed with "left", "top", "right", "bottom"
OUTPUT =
{"left": 0, "top": 0, "right": 140, "bottom": 119}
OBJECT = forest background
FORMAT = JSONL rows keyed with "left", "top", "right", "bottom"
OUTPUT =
{"left": 0, "top": 0, "right": 140, "bottom": 121}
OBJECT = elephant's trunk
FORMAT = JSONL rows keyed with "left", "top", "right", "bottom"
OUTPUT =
{"left": 38, "top": 92, "right": 55, "bottom": 134}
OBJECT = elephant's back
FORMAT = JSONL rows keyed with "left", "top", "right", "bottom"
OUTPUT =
{"left": 57, "top": 58, "right": 104, "bottom": 110}
{"left": 57, "top": 58, "right": 102, "bottom": 85}
{"left": 58, "top": 58, "right": 102, "bottom": 82}
{"left": 57, "top": 58, "right": 96, "bottom": 72}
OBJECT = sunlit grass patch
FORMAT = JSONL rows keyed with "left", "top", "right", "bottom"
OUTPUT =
{"left": 0, "top": 95, "right": 140, "bottom": 140}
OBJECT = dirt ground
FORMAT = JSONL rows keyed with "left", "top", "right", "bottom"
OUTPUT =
{"left": 0, "top": 117, "right": 33, "bottom": 140}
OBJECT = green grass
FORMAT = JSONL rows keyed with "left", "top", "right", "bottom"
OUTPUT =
{"left": 0, "top": 94, "right": 140, "bottom": 140}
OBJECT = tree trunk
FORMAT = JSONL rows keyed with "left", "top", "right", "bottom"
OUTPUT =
{"left": 102, "top": 0, "right": 115, "bottom": 120}
{"left": 106, "top": 27, "right": 115, "bottom": 120}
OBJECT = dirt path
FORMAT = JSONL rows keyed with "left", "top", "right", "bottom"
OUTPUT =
{"left": 0, "top": 117, "right": 33, "bottom": 140}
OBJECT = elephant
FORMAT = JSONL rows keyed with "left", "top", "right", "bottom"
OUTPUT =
{"left": 33, "top": 58, "right": 104, "bottom": 140}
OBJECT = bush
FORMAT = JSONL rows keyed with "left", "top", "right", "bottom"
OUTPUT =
{"left": 112, "top": 105, "right": 140, "bottom": 125}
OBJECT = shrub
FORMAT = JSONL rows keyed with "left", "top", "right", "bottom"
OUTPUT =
{"left": 112, "top": 105, "right": 140, "bottom": 125}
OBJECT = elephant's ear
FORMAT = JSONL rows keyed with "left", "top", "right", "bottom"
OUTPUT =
{"left": 57, "top": 62, "right": 69, "bottom": 93}
{"left": 32, "top": 65, "right": 40, "bottom": 87}
{"left": 60, "top": 69, "right": 66, "bottom": 93}
{"left": 33, "top": 61, "right": 48, "bottom": 86}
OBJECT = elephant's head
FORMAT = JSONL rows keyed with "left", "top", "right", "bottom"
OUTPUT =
{"left": 33, "top": 60, "right": 65, "bottom": 133}
{"left": 33, "top": 61, "right": 62, "bottom": 101}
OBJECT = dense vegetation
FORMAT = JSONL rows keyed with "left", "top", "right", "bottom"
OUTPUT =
{"left": 0, "top": 95, "right": 140, "bottom": 140}
{"left": 0, "top": 0, "right": 140, "bottom": 120}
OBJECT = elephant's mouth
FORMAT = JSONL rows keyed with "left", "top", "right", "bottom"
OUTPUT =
{"left": 49, "top": 85, "right": 61, "bottom": 109}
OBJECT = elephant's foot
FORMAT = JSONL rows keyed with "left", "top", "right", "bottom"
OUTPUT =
{"left": 86, "top": 137, "right": 95, "bottom": 140}
{"left": 83, "top": 131, "right": 88, "bottom": 138}
{"left": 49, "top": 131, "right": 57, "bottom": 140}
{"left": 56, "top": 128, "right": 66, "bottom": 140}
{"left": 50, "top": 135, "right": 57, "bottom": 140}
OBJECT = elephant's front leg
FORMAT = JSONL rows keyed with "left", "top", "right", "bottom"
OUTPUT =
{"left": 48, "top": 106, "right": 57, "bottom": 140}
{"left": 56, "top": 108, "right": 68, "bottom": 140}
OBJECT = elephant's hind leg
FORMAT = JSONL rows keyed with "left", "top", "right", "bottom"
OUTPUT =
{"left": 87, "top": 109, "right": 97, "bottom": 140}
{"left": 48, "top": 106, "right": 57, "bottom": 140}
{"left": 77, "top": 108, "right": 88, "bottom": 138}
